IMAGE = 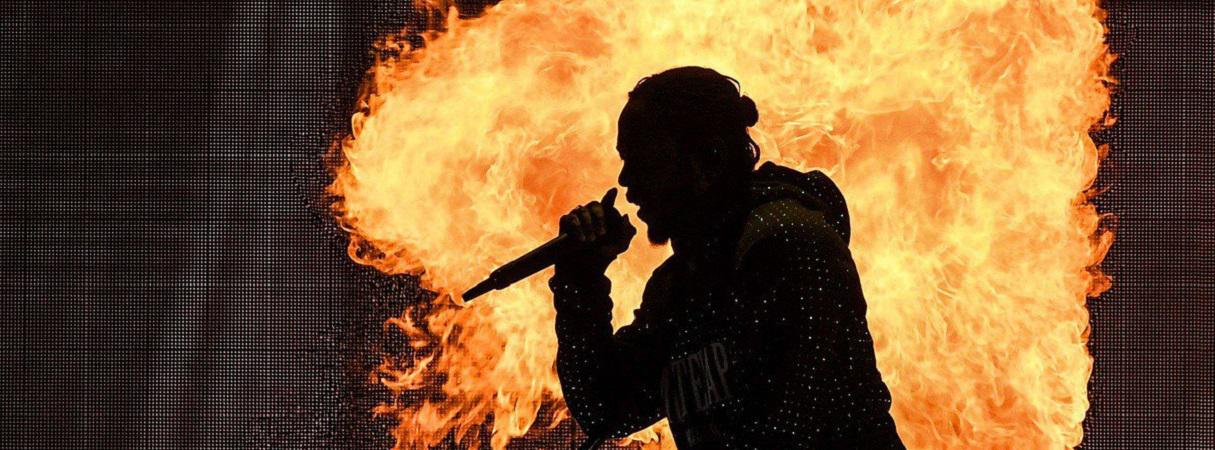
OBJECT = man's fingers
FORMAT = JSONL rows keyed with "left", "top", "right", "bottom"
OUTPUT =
{"left": 589, "top": 203, "right": 606, "bottom": 236}
{"left": 577, "top": 208, "right": 595, "bottom": 241}
{"left": 563, "top": 190, "right": 623, "bottom": 246}
{"left": 568, "top": 214, "right": 585, "bottom": 241}
{"left": 560, "top": 213, "right": 575, "bottom": 234}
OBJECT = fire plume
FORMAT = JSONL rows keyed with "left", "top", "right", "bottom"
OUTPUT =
{"left": 329, "top": 0, "right": 1114, "bottom": 448}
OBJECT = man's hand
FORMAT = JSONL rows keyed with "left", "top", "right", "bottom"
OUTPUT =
{"left": 557, "top": 188, "right": 637, "bottom": 274}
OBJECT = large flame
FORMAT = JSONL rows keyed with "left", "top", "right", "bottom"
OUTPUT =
{"left": 329, "top": 0, "right": 1114, "bottom": 448}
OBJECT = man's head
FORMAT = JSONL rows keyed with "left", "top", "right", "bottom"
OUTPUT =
{"left": 616, "top": 66, "right": 761, "bottom": 244}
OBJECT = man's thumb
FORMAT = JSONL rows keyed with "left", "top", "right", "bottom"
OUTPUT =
{"left": 601, "top": 187, "right": 618, "bottom": 207}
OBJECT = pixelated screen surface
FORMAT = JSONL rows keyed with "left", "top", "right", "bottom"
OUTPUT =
{"left": 2, "top": 1, "right": 1210, "bottom": 449}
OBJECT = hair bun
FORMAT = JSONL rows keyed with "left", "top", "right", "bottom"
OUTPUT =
{"left": 737, "top": 95, "right": 759, "bottom": 127}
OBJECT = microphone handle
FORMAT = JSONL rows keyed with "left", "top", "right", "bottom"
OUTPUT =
{"left": 461, "top": 233, "right": 576, "bottom": 301}
{"left": 495, "top": 233, "right": 576, "bottom": 283}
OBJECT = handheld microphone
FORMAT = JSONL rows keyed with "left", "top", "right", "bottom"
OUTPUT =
{"left": 460, "top": 233, "right": 578, "bottom": 302}
{"left": 461, "top": 188, "right": 619, "bottom": 302}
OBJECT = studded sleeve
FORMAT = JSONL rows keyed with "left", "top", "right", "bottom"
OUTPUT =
{"left": 548, "top": 261, "right": 671, "bottom": 440}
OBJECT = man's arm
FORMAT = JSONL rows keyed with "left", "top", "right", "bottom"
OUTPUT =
{"left": 549, "top": 262, "right": 670, "bottom": 440}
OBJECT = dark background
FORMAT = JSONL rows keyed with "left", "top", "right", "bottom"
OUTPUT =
{"left": 2, "top": 1, "right": 1211, "bottom": 449}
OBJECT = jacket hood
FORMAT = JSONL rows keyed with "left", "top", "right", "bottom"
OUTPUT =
{"left": 747, "top": 161, "right": 852, "bottom": 245}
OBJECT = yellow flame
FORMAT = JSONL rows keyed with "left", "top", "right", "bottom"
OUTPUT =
{"left": 330, "top": 0, "right": 1114, "bottom": 448}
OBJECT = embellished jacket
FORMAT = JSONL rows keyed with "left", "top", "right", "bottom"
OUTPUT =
{"left": 550, "top": 162, "right": 904, "bottom": 449}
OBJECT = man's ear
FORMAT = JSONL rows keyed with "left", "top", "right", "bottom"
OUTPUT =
{"left": 685, "top": 150, "right": 719, "bottom": 193}
{"left": 700, "top": 139, "right": 731, "bottom": 181}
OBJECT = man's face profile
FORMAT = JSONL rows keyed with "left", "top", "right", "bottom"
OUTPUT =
{"left": 615, "top": 100, "right": 701, "bottom": 246}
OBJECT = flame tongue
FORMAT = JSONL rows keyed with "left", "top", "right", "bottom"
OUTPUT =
{"left": 331, "top": 1, "right": 1114, "bottom": 449}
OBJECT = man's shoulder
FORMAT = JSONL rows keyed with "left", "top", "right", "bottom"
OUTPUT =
{"left": 733, "top": 198, "right": 846, "bottom": 269}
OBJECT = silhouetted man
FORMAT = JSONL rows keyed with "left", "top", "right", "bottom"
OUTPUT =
{"left": 550, "top": 66, "right": 904, "bottom": 449}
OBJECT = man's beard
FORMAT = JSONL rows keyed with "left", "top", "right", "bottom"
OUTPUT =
{"left": 646, "top": 225, "right": 671, "bottom": 246}
{"left": 642, "top": 211, "right": 675, "bottom": 245}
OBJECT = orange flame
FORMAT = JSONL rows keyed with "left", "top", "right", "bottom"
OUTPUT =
{"left": 330, "top": 0, "right": 1114, "bottom": 448}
